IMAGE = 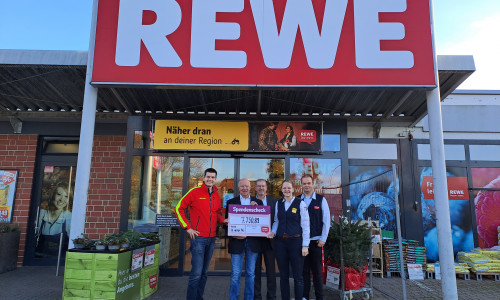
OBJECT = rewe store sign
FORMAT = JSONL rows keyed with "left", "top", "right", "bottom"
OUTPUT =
{"left": 92, "top": 0, "right": 436, "bottom": 86}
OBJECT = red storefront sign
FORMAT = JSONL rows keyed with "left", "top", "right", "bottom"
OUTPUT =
{"left": 421, "top": 176, "right": 469, "bottom": 200}
{"left": 92, "top": 0, "right": 435, "bottom": 86}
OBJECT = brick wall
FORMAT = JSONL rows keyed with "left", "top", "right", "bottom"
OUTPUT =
{"left": 84, "top": 136, "right": 127, "bottom": 239}
{"left": 0, "top": 135, "right": 38, "bottom": 265}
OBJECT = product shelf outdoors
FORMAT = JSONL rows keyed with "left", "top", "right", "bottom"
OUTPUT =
{"left": 62, "top": 242, "right": 160, "bottom": 300}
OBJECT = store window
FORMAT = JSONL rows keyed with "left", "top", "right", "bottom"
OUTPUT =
{"left": 419, "top": 166, "right": 473, "bottom": 262}
{"left": 471, "top": 167, "right": 500, "bottom": 249}
{"left": 348, "top": 166, "right": 396, "bottom": 230}
{"left": 239, "top": 158, "right": 284, "bottom": 199}
{"left": 348, "top": 143, "right": 397, "bottom": 159}
{"left": 128, "top": 156, "right": 184, "bottom": 268}
{"left": 417, "top": 144, "right": 465, "bottom": 160}
{"left": 470, "top": 145, "right": 500, "bottom": 161}
{"left": 322, "top": 134, "right": 340, "bottom": 152}
{"left": 290, "top": 158, "right": 342, "bottom": 221}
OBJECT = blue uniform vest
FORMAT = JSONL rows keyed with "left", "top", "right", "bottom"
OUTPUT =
{"left": 307, "top": 195, "right": 324, "bottom": 238}
{"left": 276, "top": 197, "right": 302, "bottom": 237}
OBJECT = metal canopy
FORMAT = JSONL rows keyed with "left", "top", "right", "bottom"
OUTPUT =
{"left": 0, "top": 50, "right": 474, "bottom": 126}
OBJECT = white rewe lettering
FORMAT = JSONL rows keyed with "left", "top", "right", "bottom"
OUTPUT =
{"left": 354, "top": 0, "right": 414, "bottom": 69}
{"left": 115, "top": 0, "right": 182, "bottom": 67}
{"left": 191, "top": 0, "right": 246, "bottom": 68}
{"left": 250, "top": 0, "right": 348, "bottom": 69}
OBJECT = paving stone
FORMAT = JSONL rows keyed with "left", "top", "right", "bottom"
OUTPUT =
{"left": 1, "top": 267, "right": 499, "bottom": 300}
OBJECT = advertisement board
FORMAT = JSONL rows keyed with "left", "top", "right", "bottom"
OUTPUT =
{"left": 92, "top": 0, "right": 435, "bottom": 87}
{"left": 0, "top": 170, "right": 19, "bottom": 223}
{"left": 154, "top": 120, "right": 322, "bottom": 152}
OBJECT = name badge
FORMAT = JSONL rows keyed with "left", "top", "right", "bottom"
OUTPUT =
{"left": 314, "top": 206, "right": 320, "bottom": 210}
{"left": 292, "top": 208, "right": 297, "bottom": 213}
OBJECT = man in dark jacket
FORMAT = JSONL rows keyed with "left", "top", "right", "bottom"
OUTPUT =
{"left": 175, "top": 168, "right": 226, "bottom": 300}
{"left": 253, "top": 179, "right": 277, "bottom": 300}
{"left": 225, "top": 179, "right": 263, "bottom": 300}
{"left": 300, "top": 174, "right": 331, "bottom": 300}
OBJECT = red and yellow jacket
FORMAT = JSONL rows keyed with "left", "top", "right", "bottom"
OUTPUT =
{"left": 175, "top": 183, "right": 225, "bottom": 237}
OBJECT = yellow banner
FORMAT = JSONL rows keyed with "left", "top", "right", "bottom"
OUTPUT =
{"left": 154, "top": 120, "right": 249, "bottom": 151}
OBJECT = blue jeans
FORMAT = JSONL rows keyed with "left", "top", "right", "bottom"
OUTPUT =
{"left": 230, "top": 240, "right": 258, "bottom": 300}
{"left": 187, "top": 237, "right": 216, "bottom": 300}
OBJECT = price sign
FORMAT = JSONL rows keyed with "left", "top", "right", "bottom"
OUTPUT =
{"left": 144, "top": 245, "right": 156, "bottom": 267}
{"left": 227, "top": 205, "right": 271, "bottom": 237}
{"left": 131, "top": 249, "right": 144, "bottom": 272}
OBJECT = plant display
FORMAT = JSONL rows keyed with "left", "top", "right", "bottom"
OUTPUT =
{"left": 72, "top": 232, "right": 160, "bottom": 251}
{"left": 324, "top": 218, "right": 372, "bottom": 272}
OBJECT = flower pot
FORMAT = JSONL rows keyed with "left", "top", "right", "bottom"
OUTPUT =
{"left": 96, "top": 245, "right": 107, "bottom": 251}
{"left": 120, "top": 243, "right": 129, "bottom": 249}
{"left": 0, "top": 231, "right": 20, "bottom": 274}
{"left": 108, "top": 245, "right": 120, "bottom": 252}
{"left": 74, "top": 244, "right": 85, "bottom": 249}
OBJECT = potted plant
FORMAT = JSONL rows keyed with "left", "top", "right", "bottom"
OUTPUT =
{"left": 95, "top": 239, "right": 107, "bottom": 251}
{"left": 0, "top": 223, "right": 21, "bottom": 274}
{"left": 72, "top": 235, "right": 90, "bottom": 249}
{"left": 118, "top": 236, "right": 130, "bottom": 249}
{"left": 106, "top": 235, "right": 121, "bottom": 252}
{"left": 324, "top": 218, "right": 372, "bottom": 291}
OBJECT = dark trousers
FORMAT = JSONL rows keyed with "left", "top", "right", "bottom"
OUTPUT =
{"left": 275, "top": 237, "right": 304, "bottom": 300}
{"left": 303, "top": 240, "right": 324, "bottom": 300}
{"left": 254, "top": 245, "right": 277, "bottom": 300}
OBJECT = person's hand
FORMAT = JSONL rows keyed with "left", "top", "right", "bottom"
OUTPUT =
{"left": 186, "top": 228, "right": 199, "bottom": 239}
{"left": 223, "top": 219, "right": 229, "bottom": 225}
{"left": 250, "top": 201, "right": 258, "bottom": 206}
{"left": 317, "top": 240, "right": 325, "bottom": 247}
{"left": 267, "top": 232, "right": 275, "bottom": 239}
{"left": 235, "top": 236, "right": 246, "bottom": 240}
{"left": 302, "top": 247, "right": 309, "bottom": 256}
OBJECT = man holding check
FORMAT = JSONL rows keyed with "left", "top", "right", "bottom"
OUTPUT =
{"left": 225, "top": 179, "right": 263, "bottom": 300}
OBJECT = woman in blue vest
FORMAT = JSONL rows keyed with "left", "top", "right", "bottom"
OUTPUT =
{"left": 267, "top": 180, "right": 310, "bottom": 300}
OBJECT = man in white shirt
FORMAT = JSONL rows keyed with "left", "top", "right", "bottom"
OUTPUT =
{"left": 300, "top": 175, "right": 331, "bottom": 300}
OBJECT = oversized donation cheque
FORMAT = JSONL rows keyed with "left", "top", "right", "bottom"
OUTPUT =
{"left": 227, "top": 205, "right": 271, "bottom": 237}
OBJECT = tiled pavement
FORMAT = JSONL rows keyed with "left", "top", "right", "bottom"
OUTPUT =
{"left": 1, "top": 266, "right": 499, "bottom": 299}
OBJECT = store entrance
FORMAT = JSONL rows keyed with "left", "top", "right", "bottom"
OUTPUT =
{"left": 182, "top": 157, "right": 285, "bottom": 274}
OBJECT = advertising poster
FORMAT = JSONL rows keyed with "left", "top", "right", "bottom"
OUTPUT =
{"left": 35, "top": 166, "right": 75, "bottom": 257}
{"left": 249, "top": 122, "right": 322, "bottom": 152}
{"left": 349, "top": 166, "right": 397, "bottom": 231}
{"left": 290, "top": 158, "right": 342, "bottom": 222}
{"left": 0, "top": 170, "right": 19, "bottom": 223}
{"left": 471, "top": 167, "right": 500, "bottom": 248}
{"left": 419, "top": 167, "right": 473, "bottom": 262}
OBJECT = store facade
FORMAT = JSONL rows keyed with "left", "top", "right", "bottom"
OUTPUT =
{"left": 3, "top": 0, "right": 497, "bottom": 280}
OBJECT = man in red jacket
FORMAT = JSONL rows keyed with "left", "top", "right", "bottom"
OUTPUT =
{"left": 175, "top": 168, "right": 226, "bottom": 300}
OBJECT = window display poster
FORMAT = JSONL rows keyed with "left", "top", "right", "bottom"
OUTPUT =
{"left": 420, "top": 167, "right": 473, "bottom": 262}
{"left": 0, "top": 170, "right": 19, "bottom": 223}
{"left": 471, "top": 168, "right": 500, "bottom": 248}
{"left": 349, "top": 166, "right": 396, "bottom": 231}
{"left": 249, "top": 122, "right": 322, "bottom": 152}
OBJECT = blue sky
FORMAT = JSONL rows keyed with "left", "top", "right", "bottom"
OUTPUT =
{"left": 0, "top": 0, "right": 499, "bottom": 89}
